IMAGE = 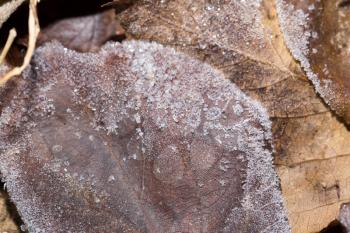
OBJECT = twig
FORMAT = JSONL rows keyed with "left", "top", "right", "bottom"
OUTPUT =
{"left": 0, "top": 0, "right": 40, "bottom": 86}
{"left": 0, "top": 28, "right": 17, "bottom": 64}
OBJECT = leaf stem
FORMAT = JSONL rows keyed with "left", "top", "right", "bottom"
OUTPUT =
{"left": 0, "top": 28, "right": 17, "bottom": 64}
{"left": 0, "top": 0, "right": 40, "bottom": 86}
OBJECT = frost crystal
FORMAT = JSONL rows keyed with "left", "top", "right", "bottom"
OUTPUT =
{"left": 276, "top": 0, "right": 334, "bottom": 104}
{"left": 0, "top": 41, "right": 290, "bottom": 232}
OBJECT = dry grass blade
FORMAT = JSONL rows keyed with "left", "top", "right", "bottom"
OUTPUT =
{"left": 101, "top": 0, "right": 133, "bottom": 7}
{"left": 0, "top": 0, "right": 40, "bottom": 86}
{"left": 0, "top": 0, "right": 26, "bottom": 28}
{"left": 0, "top": 28, "right": 17, "bottom": 64}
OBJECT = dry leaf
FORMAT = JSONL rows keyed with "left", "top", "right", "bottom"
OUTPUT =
{"left": 0, "top": 41, "right": 289, "bottom": 232}
{"left": 118, "top": 0, "right": 326, "bottom": 119}
{"left": 37, "top": 10, "right": 118, "bottom": 52}
{"left": 117, "top": 0, "right": 350, "bottom": 232}
{"left": 0, "top": 189, "right": 21, "bottom": 232}
{"left": 276, "top": 0, "right": 350, "bottom": 123}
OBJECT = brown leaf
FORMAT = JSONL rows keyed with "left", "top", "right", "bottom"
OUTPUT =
{"left": 276, "top": 0, "right": 350, "bottom": 123}
{"left": 118, "top": 0, "right": 350, "bottom": 232}
{"left": 0, "top": 41, "right": 289, "bottom": 232}
{"left": 37, "top": 10, "right": 118, "bottom": 52}
{"left": 0, "top": 189, "right": 21, "bottom": 232}
{"left": 118, "top": 0, "right": 326, "bottom": 119}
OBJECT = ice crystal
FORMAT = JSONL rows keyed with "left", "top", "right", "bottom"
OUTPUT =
{"left": 276, "top": 0, "right": 334, "bottom": 104}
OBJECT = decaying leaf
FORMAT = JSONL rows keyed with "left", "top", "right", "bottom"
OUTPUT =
{"left": 276, "top": 0, "right": 350, "bottom": 123}
{"left": 117, "top": 0, "right": 350, "bottom": 232}
{"left": 0, "top": 41, "right": 290, "bottom": 232}
{"left": 37, "top": 10, "right": 118, "bottom": 52}
{"left": 118, "top": 0, "right": 327, "bottom": 118}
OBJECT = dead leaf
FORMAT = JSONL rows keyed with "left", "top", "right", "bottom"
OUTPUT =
{"left": 0, "top": 41, "right": 289, "bottom": 232}
{"left": 117, "top": 0, "right": 350, "bottom": 232}
{"left": 0, "top": 189, "right": 20, "bottom": 232}
{"left": 276, "top": 0, "right": 350, "bottom": 123}
{"left": 37, "top": 10, "right": 119, "bottom": 52}
{"left": 118, "top": 0, "right": 326, "bottom": 119}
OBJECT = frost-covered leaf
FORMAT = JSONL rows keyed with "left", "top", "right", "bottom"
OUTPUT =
{"left": 276, "top": 0, "right": 350, "bottom": 123}
{"left": 118, "top": 1, "right": 350, "bottom": 232}
{"left": 37, "top": 10, "right": 118, "bottom": 52}
{"left": 118, "top": 0, "right": 326, "bottom": 118}
{"left": 0, "top": 41, "right": 289, "bottom": 232}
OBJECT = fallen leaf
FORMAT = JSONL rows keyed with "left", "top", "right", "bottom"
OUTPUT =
{"left": 117, "top": 0, "right": 328, "bottom": 120}
{"left": 37, "top": 10, "right": 119, "bottom": 52}
{"left": 276, "top": 0, "right": 350, "bottom": 123}
{"left": 118, "top": 0, "right": 350, "bottom": 232}
{"left": 0, "top": 41, "right": 289, "bottom": 232}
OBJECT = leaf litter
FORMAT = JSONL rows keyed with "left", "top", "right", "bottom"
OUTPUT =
{"left": 0, "top": 0, "right": 349, "bottom": 232}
